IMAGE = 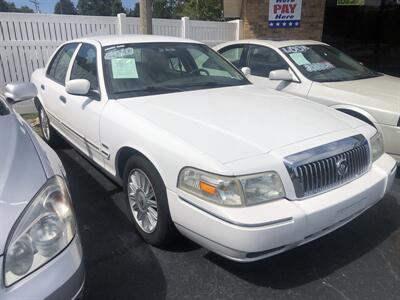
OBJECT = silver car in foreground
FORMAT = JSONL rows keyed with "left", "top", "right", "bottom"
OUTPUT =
{"left": 0, "top": 83, "right": 84, "bottom": 299}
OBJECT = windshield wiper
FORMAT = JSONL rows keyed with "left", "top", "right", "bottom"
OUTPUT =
{"left": 114, "top": 85, "right": 183, "bottom": 95}
{"left": 183, "top": 81, "right": 242, "bottom": 89}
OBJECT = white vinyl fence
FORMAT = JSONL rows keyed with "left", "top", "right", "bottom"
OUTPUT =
{"left": 0, "top": 12, "right": 242, "bottom": 88}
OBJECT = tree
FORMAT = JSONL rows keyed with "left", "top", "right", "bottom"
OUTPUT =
{"left": 179, "top": 0, "right": 222, "bottom": 21}
{"left": 153, "top": 0, "right": 172, "bottom": 18}
{"left": 139, "top": 0, "right": 152, "bottom": 34}
{"left": 77, "top": 0, "right": 124, "bottom": 16}
{"left": 0, "top": 0, "right": 34, "bottom": 12}
{"left": 18, "top": 5, "right": 34, "bottom": 13}
{"left": 111, "top": 0, "right": 125, "bottom": 16}
{"left": 77, "top": 0, "right": 98, "bottom": 15}
{"left": 54, "top": 0, "right": 77, "bottom": 14}
{"left": 126, "top": 3, "right": 140, "bottom": 17}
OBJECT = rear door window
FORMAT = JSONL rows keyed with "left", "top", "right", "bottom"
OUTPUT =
{"left": 46, "top": 43, "right": 78, "bottom": 85}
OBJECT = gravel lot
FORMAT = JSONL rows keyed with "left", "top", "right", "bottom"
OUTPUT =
{"left": 50, "top": 145, "right": 400, "bottom": 300}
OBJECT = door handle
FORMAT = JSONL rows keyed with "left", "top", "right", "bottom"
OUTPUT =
{"left": 40, "top": 84, "right": 45, "bottom": 90}
{"left": 59, "top": 95, "right": 67, "bottom": 103}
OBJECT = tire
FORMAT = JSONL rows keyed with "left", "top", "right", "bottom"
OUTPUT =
{"left": 38, "top": 105, "right": 62, "bottom": 147}
{"left": 123, "top": 155, "right": 177, "bottom": 245}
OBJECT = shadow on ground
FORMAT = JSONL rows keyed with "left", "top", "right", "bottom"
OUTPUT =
{"left": 205, "top": 192, "right": 400, "bottom": 289}
{"left": 57, "top": 148, "right": 167, "bottom": 300}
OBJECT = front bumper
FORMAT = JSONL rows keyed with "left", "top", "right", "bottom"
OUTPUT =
{"left": 169, "top": 154, "right": 397, "bottom": 262}
{"left": 380, "top": 123, "right": 400, "bottom": 164}
{"left": 0, "top": 235, "right": 84, "bottom": 300}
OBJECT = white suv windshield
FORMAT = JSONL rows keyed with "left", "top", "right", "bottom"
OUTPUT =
{"left": 103, "top": 42, "right": 249, "bottom": 98}
{"left": 280, "top": 44, "right": 381, "bottom": 82}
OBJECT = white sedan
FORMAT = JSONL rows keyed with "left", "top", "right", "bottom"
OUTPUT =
{"left": 215, "top": 40, "right": 400, "bottom": 164}
{"left": 32, "top": 35, "right": 396, "bottom": 262}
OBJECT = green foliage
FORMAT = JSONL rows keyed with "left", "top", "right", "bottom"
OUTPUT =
{"left": 111, "top": 0, "right": 125, "bottom": 16}
{"left": 126, "top": 3, "right": 140, "bottom": 17}
{"left": 0, "top": 0, "right": 223, "bottom": 20}
{"left": 77, "top": 0, "right": 125, "bottom": 16}
{"left": 77, "top": 0, "right": 98, "bottom": 15}
{"left": 18, "top": 5, "right": 34, "bottom": 13}
{"left": 0, "top": 0, "right": 34, "bottom": 12}
{"left": 153, "top": 0, "right": 173, "bottom": 18}
{"left": 179, "top": 0, "right": 222, "bottom": 21}
{"left": 54, "top": 0, "right": 77, "bottom": 15}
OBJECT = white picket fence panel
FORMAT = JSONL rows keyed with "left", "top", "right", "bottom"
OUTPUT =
{"left": 0, "top": 13, "right": 242, "bottom": 88}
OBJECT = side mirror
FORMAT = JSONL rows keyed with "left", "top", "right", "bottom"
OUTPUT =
{"left": 4, "top": 83, "right": 37, "bottom": 104}
{"left": 241, "top": 67, "right": 251, "bottom": 78}
{"left": 269, "top": 69, "right": 294, "bottom": 81}
{"left": 66, "top": 79, "right": 90, "bottom": 96}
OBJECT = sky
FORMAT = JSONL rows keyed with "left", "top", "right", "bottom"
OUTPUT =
{"left": 12, "top": 0, "right": 138, "bottom": 13}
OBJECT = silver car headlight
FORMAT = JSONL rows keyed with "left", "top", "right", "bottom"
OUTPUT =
{"left": 370, "top": 131, "right": 384, "bottom": 162}
{"left": 178, "top": 168, "right": 285, "bottom": 206}
{"left": 4, "top": 176, "right": 76, "bottom": 287}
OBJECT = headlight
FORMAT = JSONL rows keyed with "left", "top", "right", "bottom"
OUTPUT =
{"left": 370, "top": 131, "right": 384, "bottom": 162}
{"left": 178, "top": 168, "right": 285, "bottom": 206}
{"left": 4, "top": 176, "right": 76, "bottom": 286}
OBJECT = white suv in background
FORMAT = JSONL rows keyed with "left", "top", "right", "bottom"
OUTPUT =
{"left": 32, "top": 35, "right": 396, "bottom": 262}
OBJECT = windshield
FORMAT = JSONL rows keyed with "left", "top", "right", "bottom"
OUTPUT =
{"left": 102, "top": 42, "right": 249, "bottom": 98}
{"left": 280, "top": 44, "right": 381, "bottom": 82}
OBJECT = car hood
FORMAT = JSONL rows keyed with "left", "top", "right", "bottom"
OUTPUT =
{"left": 321, "top": 75, "right": 400, "bottom": 116}
{"left": 118, "top": 85, "right": 365, "bottom": 164}
{"left": 0, "top": 114, "right": 46, "bottom": 254}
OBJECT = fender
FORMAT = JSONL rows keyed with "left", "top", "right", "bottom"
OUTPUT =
{"left": 330, "top": 104, "right": 383, "bottom": 134}
{"left": 113, "top": 144, "right": 168, "bottom": 187}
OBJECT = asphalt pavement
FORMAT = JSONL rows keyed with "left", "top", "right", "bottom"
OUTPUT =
{"left": 56, "top": 146, "right": 400, "bottom": 300}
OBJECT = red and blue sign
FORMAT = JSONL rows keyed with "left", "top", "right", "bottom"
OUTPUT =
{"left": 268, "top": 0, "right": 302, "bottom": 28}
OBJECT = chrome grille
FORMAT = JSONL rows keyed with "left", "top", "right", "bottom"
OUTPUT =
{"left": 285, "top": 135, "right": 370, "bottom": 199}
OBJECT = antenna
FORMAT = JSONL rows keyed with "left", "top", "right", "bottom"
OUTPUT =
{"left": 29, "top": 0, "right": 41, "bottom": 13}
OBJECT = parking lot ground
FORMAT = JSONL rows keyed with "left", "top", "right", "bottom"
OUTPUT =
{"left": 56, "top": 146, "right": 400, "bottom": 300}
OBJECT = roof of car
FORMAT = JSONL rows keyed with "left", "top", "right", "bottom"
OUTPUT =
{"left": 215, "top": 39, "right": 327, "bottom": 49}
{"left": 69, "top": 34, "right": 203, "bottom": 46}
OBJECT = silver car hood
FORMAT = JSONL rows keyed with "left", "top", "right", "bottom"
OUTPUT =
{"left": 0, "top": 114, "right": 46, "bottom": 254}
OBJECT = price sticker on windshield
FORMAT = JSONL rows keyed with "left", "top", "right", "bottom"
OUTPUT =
{"left": 303, "top": 62, "right": 335, "bottom": 73}
{"left": 281, "top": 45, "right": 309, "bottom": 54}
{"left": 289, "top": 53, "right": 310, "bottom": 65}
{"left": 111, "top": 58, "right": 138, "bottom": 79}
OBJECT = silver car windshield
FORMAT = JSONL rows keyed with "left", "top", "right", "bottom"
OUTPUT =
{"left": 103, "top": 42, "right": 250, "bottom": 99}
{"left": 280, "top": 44, "right": 381, "bottom": 82}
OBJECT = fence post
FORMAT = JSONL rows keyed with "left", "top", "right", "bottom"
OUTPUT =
{"left": 181, "top": 16, "right": 190, "bottom": 38}
{"left": 228, "top": 19, "right": 243, "bottom": 40}
{"left": 117, "top": 13, "right": 128, "bottom": 35}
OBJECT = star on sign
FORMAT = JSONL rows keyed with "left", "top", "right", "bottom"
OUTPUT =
{"left": 276, "top": 22, "right": 280, "bottom": 26}
{"left": 295, "top": 22, "right": 299, "bottom": 26}
{"left": 269, "top": 22, "right": 274, "bottom": 27}
{"left": 289, "top": 22, "right": 293, "bottom": 26}
{"left": 283, "top": 22, "right": 287, "bottom": 26}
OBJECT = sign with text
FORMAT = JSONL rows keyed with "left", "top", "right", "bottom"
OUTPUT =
{"left": 337, "top": 0, "right": 365, "bottom": 5}
{"left": 268, "top": 0, "right": 302, "bottom": 28}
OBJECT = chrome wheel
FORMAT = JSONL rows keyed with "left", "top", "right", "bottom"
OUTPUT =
{"left": 40, "top": 108, "right": 50, "bottom": 141}
{"left": 127, "top": 169, "right": 158, "bottom": 233}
